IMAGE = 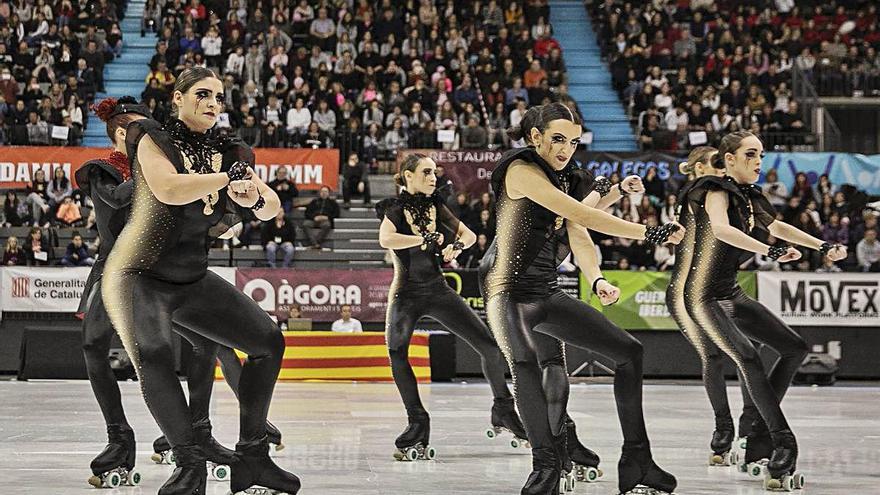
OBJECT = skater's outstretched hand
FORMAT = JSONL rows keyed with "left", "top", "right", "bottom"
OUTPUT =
{"left": 825, "top": 245, "right": 847, "bottom": 262}
{"left": 620, "top": 175, "right": 644, "bottom": 195}
{"left": 228, "top": 177, "right": 260, "bottom": 208}
{"left": 776, "top": 247, "right": 802, "bottom": 263}
{"left": 441, "top": 243, "right": 461, "bottom": 262}
{"left": 595, "top": 279, "right": 620, "bottom": 306}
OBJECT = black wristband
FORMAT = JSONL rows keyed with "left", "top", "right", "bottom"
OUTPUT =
{"left": 819, "top": 242, "right": 837, "bottom": 256}
{"left": 644, "top": 223, "right": 680, "bottom": 245}
{"left": 251, "top": 194, "right": 266, "bottom": 211}
{"left": 226, "top": 160, "right": 249, "bottom": 182}
{"left": 767, "top": 244, "right": 790, "bottom": 261}
{"left": 617, "top": 181, "right": 629, "bottom": 195}
{"left": 452, "top": 240, "right": 465, "bottom": 251}
{"left": 591, "top": 276, "right": 606, "bottom": 295}
{"left": 593, "top": 177, "right": 612, "bottom": 197}
{"left": 421, "top": 231, "right": 441, "bottom": 249}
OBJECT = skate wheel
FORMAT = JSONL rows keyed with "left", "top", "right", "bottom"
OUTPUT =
{"left": 585, "top": 466, "right": 600, "bottom": 482}
{"left": 510, "top": 438, "right": 521, "bottom": 449}
{"left": 486, "top": 427, "right": 496, "bottom": 439}
{"left": 126, "top": 469, "right": 142, "bottom": 486}
{"left": 106, "top": 471, "right": 122, "bottom": 488}
{"left": 738, "top": 437, "right": 748, "bottom": 450}
{"left": 729, "top": 450, "right": 740, "bottom": 466}
{"left": 749, "top": 462, "right": 766, "bottom": 479}
{"left": 709, "top": 453, "right": 723, "bottom": 466}
{"left": 423, "top": 446, "right": 436, "bottom": 460}
{"left": 793, "top": 472, "right": 805, "bottom": 489}
{"left": 212, "top": 464, "right": 230, "bottom": 481}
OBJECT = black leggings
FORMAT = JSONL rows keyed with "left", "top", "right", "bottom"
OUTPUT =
{"left": 685, "top": 289, "right": 808, "bottom": 433}
{"left": 102, "top": 271, "right": 284, "bottom": 447}
{"left": 82, "top": 283, "right": 237, "bottom": 430}
{"left": 667, "top": 283, "right": 756, "bottom": 424}
{"left": 487, "top": 290, "right": 647, "bottom": 450}
{"left": 386, "top": 284, "right": 512, "bottom": 416}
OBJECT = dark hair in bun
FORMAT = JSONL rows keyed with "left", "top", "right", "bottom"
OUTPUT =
{"left": 505, "top": 102, "right": 582, "bottom": 143}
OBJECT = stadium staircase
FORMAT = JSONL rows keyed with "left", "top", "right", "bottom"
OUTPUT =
{"left": 549, "top": 0, "right": 636, "bottom": 151}
{"left": 83, "top": 0, "right": 155, "bottom": 146}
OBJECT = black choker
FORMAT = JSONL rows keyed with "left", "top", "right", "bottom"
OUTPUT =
{"left": 165, "top": 118, "right": 228, "bottom": 175}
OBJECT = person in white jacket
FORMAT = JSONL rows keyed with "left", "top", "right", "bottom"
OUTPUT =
{"left": 286, "top": 97, "right": 311, "bottom": 139}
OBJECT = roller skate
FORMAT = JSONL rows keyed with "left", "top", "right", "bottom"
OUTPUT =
{"left": 617, "top": 442, "right": 677, "bottom": 495}
{"left": 229, "top": 437, "right": 301, "bottom": 495}
{"left": 157, "top": 444, "right": 207, "bottom": 495}
{"left": 193, "top": 420, "right": 233, "bottom": 482}
{"left": 393, "top": 411, "right": 435, "bottom": 461}
{"left": 566, "top": 418, "right": 603, "bottom": 483}
{"left": 485, "top": 397, "right": 530, "bottom": 449}
{"left": 87, "top": 424, "right": 142, "bottom": 488}
{"left": 708, "top": 416, "right": 738, "bottom": 466}
{"left": 521, "top": 446, "right": 567, "bottom": 495}
{"left": 266, "top": 421, "right": 285, "bottom": 451}
{"left": 763, "top": 429, "right": 805, "bottom": 492}
{"left": 152, "top": 435, "right": 174, "bottom": 464}
{"left": 734, "top": 406, "right": 758, "bottom": 463}
{"left": 741, "top": 419, "right": 773, "bottom": 478}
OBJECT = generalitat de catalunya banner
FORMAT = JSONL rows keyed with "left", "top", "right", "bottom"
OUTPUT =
{"left": 0, "top": 266, "right": 235, "bottom": 313}
{"left": 0, "top": 147, "right": 339, "bottom": 191}
{"left": 757, "top": 272, "right": 880, "bottom": 326}
{"left": 236, "top": 268, "right": 394, "bottom": 323}
{"left": 580, "top": 270, "right": 757, "bottom": 330}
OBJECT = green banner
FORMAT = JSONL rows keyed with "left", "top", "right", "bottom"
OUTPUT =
{"left": 579, "top": 271, "right": 757, "bottom": 330}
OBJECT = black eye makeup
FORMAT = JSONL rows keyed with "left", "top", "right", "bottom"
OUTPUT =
{"left": 744, "top": 150, "right": 765, "bottom": 159}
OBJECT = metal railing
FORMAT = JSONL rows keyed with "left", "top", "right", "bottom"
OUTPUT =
{"left": 791, "top": 64, "right": 843, "bottom": 151}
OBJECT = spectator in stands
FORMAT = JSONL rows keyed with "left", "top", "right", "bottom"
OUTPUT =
{"left": 55, "top": 196, "right": 82, "bottom": 226}
{"left": 643, "top": 166, "right": 665, "bottom": 201}
{"left": 60, "top": 232, "right": 93, "bottom": 267}
{"left": 3, "top": 191, "right": 26, "bottom": 227}
{"left": 25, "top": 169, "right": 49, "bottom": 226}
{"left": 260, "top": 121, "right": 284, "bottom": 148}
{"left": 822, "top": 212, "right": 850, "bottom": 246}
{"left": 857, "top": 229, "right": 880, "bottom": 272}
{"left": 461, "top": 115, "right": 488, "bottom": 149}
{"left": 791, "top": 172, "right": 816, "bottom": 206}
{"left": 297, "top": 122, "right": 328, "bottom": 148}
{"left": 331, "top": 304, "right": 363, "bottom": 333}
{"left": 463, "top": 233, "right": 491, "bottom": 268}
{"left": 268, "top": 167, "right": 299, "bottom": 214}
{"left": 382, "top": 118, "right": 407, "bottom": 153}
{"left": 237, "top": 114, "right": 261, "bottom": 147}
{"left": 304, "top": 185, "right": 339, "bottom": 249}
{"left": 434, "top": 165, "right": 454, "bottom": 203}
{"left": 342, "top": 152, "right": 370, "bottom": 208}
{"left": 24, "top": 227, "right": 49, "bottom": 266}
{"left": 3, "top": 236, "right": 24, "bottom": 266}
{"left": 639, "top": 114, "right": 660, "bottom": 150}
{"left": 474, "top": 208, "right": 496, "bottom": 242}
{"left": 762, "top": 169, "right": 789, "bottom": 208}
{"left": 262, "top": 209, "right": 296, "bottom": 268}
{"left": 25, "top": 110, "right": 49, "bottom": 145}
{"left": 47, "top": 167, "right": 72, "bottom": 207}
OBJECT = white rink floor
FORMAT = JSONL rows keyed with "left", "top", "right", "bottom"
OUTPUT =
{"left": 0, "top": 380, "right": 877, "bottom": 494}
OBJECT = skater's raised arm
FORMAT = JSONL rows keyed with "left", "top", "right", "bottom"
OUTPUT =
{"left": 767, "top": 221, "right": 848, "bottom": 261}
{"left": 704, "top": 190, "right": 800, "bottom": 262}
{"left": 507, "top": 162, "right": 684, "bottom": 245}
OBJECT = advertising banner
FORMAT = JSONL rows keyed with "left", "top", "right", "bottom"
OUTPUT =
{"left": 757, "top": 272, "right": 880, "bottom": 326}
{"left": 235, "top": 268, "right": 394, "bottom": 323}
{"left": 579, "top": 270, "right": 757, "bottom": 330}
{"left": 0, "top": 147, "right": 339, "bottom": 191}
{"left": 0, "top": 266, "right": 236, "bottom": 313}
{"left": 572, "top": 151, "right": 685, "bottom": 182}
{"left": 763, "top": 152, "right": 880, "bottom": 195}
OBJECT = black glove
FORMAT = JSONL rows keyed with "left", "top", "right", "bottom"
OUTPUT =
{"left": 421, "top": 231, "right": 442, "bottom": 250}
{"left": 226, "top": 161, "right": 250, "bottom": 182}
{"left": 644, "top": 223, "right": 680, "bottom": 245}
{"left": 592, "top": 177, "right": 612, "bottom": 197}
{"left": 767, "top": 244, "right": 791, "bottom": 261}
{"left": 819, "top": 242, "right": 839, "bottom": 257}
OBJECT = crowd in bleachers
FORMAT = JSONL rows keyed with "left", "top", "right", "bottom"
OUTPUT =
{"left": 589, "top": 0, "right": 880, "bottom": 152}
{"left": 137, "top": 0, "right": 578, "bottom": 168}
{"left": 0, "top": 0, "right": 129, "bottom": 146}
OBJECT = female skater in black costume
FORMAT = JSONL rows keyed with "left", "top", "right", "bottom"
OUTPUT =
{"left": 376, "top": 153, "right": 526, "bottom": 461}
{"left": 667, "top": 146, "right": 758, "bottom": 467}
{"left": 483, "top": 102, "right": 683, "bottom": 495}
{"left": 101, "top": 68, "right": 298, "bottom": 495}
{"left": 683, "top": 130, "right": 846, "bottom": 490}
{"left": 79, "top": 97, "right": 285, "bottom": 488}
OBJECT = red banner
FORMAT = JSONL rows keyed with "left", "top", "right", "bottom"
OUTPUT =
{"left": 252, "top": 148, "right": 339, "bottom": 191}
{"left": 0, "top": 146, "right": 339, "bottom": 191}
{"left": 235, "top": 268, "right": 393, "bottom": 322}
{"left": 397, "top": 149, "right": 501, "bottom": 198}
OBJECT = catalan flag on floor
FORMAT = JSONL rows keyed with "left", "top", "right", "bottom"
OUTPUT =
{"left": 215, "top": 331, "right": 431, "bottom": 383}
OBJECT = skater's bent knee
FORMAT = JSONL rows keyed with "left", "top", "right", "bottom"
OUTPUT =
{"left": 539, "top": 354, "right": 565, "bottom": 370}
